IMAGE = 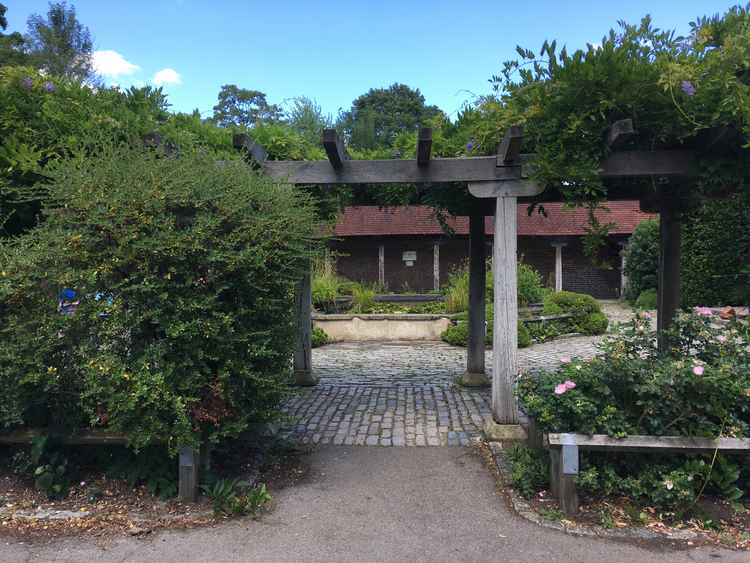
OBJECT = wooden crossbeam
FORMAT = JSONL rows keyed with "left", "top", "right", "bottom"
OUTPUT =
{"left": 599, "top": 149, "right": 696, "bottom": 177}
{"left": 497, "top": 125, "right": 523, "bottom": 165}
{"left": 322, "top": 128, "right": 348, "bottom": 170}
{"left": 546, "top": 433, "right": 750, "bottom": 453}
{"left": 605, "top": 119, "right": 635, "bottom": 150}
{"left": 417, "top": 127, "right": 432, "bottom": 166}
{"left": 263, "top": 156, "right": 524, "bottom": 185}
{"left": 233, "top": 133, "right": 267, "bottom": 164}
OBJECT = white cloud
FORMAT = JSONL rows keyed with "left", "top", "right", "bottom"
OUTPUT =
{"left": 92, "top": 50, "right": 140, "bottom": 78}
{"left": 153, "top": 68, "right": 182, "bottom": 86}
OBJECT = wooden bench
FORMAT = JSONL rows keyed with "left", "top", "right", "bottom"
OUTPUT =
{"left": 0, "top": 430, "right": 204, "bottom": 502}
{"left": 544, "top": 432, "right": 750, "bottom": 516}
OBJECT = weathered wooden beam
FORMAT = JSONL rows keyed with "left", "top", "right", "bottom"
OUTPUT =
{"left": 491, "top": 195, "right": 519, "bottom": 424}
{"left": 0, "top": 429, "right": 130, "bottom": 445}
{"left": 417, "top": 127, "right": 432, "bottom": 166}
{"left": 233, "top": 133, "right": 267, "bottom": 164}
{"left": 546, "top": 433, "right": 750, "bottom": 453}
{"left": 468, "top": 180, "right": 544, "bottom": 199}
{"left": 599, "top": 150, "right": 697, "bottom": 177}
{"left": 605, "top": 119, "right": 635, "bottom": 150}
{"left": 322, "top": 128, "right": 348, "bottom": 170}
{"left": 497, "top": 125, "right": 523, "bottom": 165}
{"left": 461, "top": 214, "right": 489, "bottom": 387}
{"left": 262, "top": 156, "right": 524, "bottom": 185}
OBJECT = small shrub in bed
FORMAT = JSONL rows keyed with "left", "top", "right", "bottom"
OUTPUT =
{"left": 0, "top": 145, "right": 317, "bottom": 451}
{"left": 312, "top": 327, "right": 330, "bottom": 348}
{"left": 542, "top": 291, "right": 608, "bottom": 335}
{"left": 634, "top": 288, "right": 658, "bottom": 310}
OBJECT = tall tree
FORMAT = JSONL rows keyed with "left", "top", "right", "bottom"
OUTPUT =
{"left": 0, "top": 3, "right": 28, "bottom": 67}
{"left": 212, "top": 84, "right": 283, "bottom": 128}
{"left": 25, "top": 1, "right": 95, "bottom": 82}
{"left": 287, "top": 96, "right": 331, "bottom": 144}
{"left": 339, "top": 83, "right": 443, "bottom": 149}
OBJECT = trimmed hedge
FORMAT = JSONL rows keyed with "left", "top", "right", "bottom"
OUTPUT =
{"left": 0, "top": 145, "right": 317, "bottom": 451}
{"left": 623, "top": 219, "right": 659, "bottom": 302}
{"left": 440, "top": 320, "right": 531, "bottom": 349}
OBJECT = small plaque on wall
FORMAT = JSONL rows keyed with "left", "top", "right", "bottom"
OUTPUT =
{"left": 402, "top": 251, "right": 416, "bottom": 262}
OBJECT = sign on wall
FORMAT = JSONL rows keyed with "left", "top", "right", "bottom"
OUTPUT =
{"left": 402, "top": 250, "right": 416, "bottom": 267}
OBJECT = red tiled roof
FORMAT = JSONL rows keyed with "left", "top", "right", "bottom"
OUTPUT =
{"left": 334, "top": 202, "right": 655, "bottom": 237}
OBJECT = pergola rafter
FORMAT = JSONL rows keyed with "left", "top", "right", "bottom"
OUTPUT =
{"left": 235, "top": 125, "right": 699, "bottom": 435}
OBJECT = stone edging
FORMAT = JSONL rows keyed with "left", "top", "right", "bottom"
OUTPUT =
{"left": 486, "top": 442, "right": 699, "bottom": 543}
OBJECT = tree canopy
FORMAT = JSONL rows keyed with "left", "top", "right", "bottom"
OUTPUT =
{"left": 338, "top": 83, "right": 443, "bottom": 149}
{"left": 24, "top": 1, "right": 95, "bottom": 83}
{"left": 212, "top": 84, "right": 283, "bottom": 128}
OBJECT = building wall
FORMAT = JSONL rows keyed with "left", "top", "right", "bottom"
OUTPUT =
{"left": 330, "top": 234, "right": 624, "bottom": 298}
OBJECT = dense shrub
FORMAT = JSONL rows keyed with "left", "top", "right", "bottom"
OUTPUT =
{"left": 440, "top": 319, "right": 530, "bottom": 349}
{"left": 635, "top": 288, "right": 657, "bottom": 310}
{"left": 311, "top": 327, "right": 330, "bottom": 348}
{"left": 0, "top": 145, "right": 317, "bottom": 451}
{"left": 622, "top": 219, "right": 659, "bottom": 302}
{"left": 516, "top": 311, "right": 750, "bottom": 511}
{"left": 517, "top": 311, "right": 750, "bottom": 438}
{"left": 542, "top": 291, "right": 608, "bottom": 335}
{"left": 681, "top": 196, "right": 750, "bottom": 307}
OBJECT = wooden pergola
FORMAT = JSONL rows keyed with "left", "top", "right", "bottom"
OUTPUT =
{"left": 235, "top": 122, "right": 697, "bottom": 436}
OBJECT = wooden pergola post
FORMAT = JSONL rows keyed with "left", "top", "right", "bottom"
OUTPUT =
{"left": 656, "top": 200, "right": 682, "bottom": 353}
{"left": 461, "top": 213, "right": 490, "bottom": 386}
{"left": 294, "top": 263, "right": 317, "bottom": 385}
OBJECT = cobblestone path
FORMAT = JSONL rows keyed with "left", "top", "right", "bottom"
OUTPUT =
{"left": 282, "top": 301, "right": 635, "bottom": 446}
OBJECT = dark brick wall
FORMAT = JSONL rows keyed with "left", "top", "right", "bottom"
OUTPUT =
{"left": 330, "top": 234, "right": 623, "bottom": 297}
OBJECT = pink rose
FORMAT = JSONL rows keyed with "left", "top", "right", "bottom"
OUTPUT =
{"left": 554, "top": 384, "right": 568, "bottom": 395}
{"left": 563, "top": 380, "right": 577, "bottom": 390}
{"left": 717, "top": 335, "right": 727, "bottom": 343}
{"left": 694, "top": 306, "right": 713, "bottom": 317}
{"left": 692, "top": 365, "right": 704, "bottom": 376}
{"left": 560, "top": 356, "right": 572, "bottom": 364}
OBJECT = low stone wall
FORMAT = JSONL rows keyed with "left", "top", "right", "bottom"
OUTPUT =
{"left": 313, "top": 314, "right": 452, "bottom": 342}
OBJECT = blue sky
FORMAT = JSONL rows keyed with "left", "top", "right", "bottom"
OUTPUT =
{"left": 4, "top": 1, "right": 734, "bottom": 120}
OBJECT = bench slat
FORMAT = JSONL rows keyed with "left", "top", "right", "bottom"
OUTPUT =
{"left": 546, "top": 433, "right": 750, "bottom": 453}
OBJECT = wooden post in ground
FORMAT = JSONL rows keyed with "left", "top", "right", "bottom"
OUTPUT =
{"left": 461, "top": 213, "right": 489, "bottom": 386}
{"left": 468, "top": 179, "right": 542, "bottom": 442}
{"left": 657, "top": 201, "right": 681, "bottom": 354}
{"left": 178, "top": 447, "right": 199, "bottom": 502}
{"left": 492, "top": 195, "right": 519, "bottom": 425}
{"left": 294, "top": 263, "right": 317, "bottom": 385}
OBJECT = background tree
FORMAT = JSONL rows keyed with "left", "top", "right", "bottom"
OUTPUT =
{"left": 25, "top": 1, "right": 95, "bottom": 82}
{"left": 286, "top": 96, "right": 331, "bottom": 144}
{"left": 212, "top": 84, "right": 283, "bottom": 128}
{"left": 338, "top": 83, "right": 443, "bottom": 149}
{"left": 0, "top": 3, "right": 28, "bottom": 67}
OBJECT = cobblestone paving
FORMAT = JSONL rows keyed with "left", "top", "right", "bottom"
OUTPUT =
{"left": 282, "top": 301, "right": 636, "bottom": 446}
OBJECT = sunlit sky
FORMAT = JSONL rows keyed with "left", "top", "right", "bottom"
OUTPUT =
{"left": 5, "top": 0, "right": 734, "bottom": 119}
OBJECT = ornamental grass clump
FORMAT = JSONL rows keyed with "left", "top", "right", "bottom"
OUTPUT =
{"left": 0, "top": 145, "right": 318, "bottom": 451}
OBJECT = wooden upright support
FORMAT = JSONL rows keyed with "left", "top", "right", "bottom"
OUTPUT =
{"left": 417, "top": 127, "right": 432, "bottom": 166}
{"left": 491, "top": 194, "right": 520, "bottom": 424}
{"left": 294, "top": 263, "right": 316, "bottom": 385}
{"left": 657, "top": 200, "right": 682, "bottom": 353}
{"left": 322, "top": 129, "right": 348, "bottom": 170}
{"left": 178, "top": 446, "right": 199, "bottom": 502}
{"left": 461, "top": 214, "right": 489, "bottom": 387}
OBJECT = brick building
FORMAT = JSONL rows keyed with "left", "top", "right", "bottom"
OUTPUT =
{"left": 329, "top": 201, "right": 654, "bottom": 299}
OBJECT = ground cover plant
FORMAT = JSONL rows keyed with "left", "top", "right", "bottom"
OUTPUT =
{"left": 0, "top": 144, "right": 317, "bottom": 452}
{"left": 515, "top": 309, "right": 750, "bottom": 515}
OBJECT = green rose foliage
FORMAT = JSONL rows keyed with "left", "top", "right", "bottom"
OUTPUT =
{"left": 517, "top": 311, "right": 750, "bottom": 438}
{"left": 0, "top": 145, "right": 318, "bottom": 451}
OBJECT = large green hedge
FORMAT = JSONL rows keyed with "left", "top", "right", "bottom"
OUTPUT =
{"left": 623, "top": 219, "right": 659, "bottom": 303}
{"left": 0, "top": 145, "right": 317, "bottom": 450}
{"left": 681, "top": 196, "right": 750, "bottom": 307}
